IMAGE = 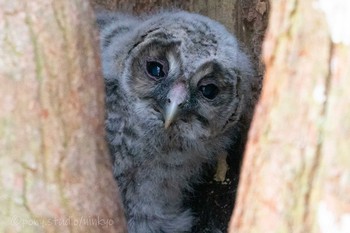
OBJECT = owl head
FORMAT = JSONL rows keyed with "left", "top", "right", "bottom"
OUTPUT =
{"left": 101, "top": 11, "right": 256, "bottom": 152}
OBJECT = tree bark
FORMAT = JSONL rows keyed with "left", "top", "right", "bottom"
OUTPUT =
{"left": 230, "top": 1, "right": 350, "bottom": 232}
{"left": 0, "top": 0, "right": 126, "bottom": 232}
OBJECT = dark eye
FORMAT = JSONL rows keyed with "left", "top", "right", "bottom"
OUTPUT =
{"left": 146, "top": 61, "right": 166, "bottom": 79}
{"left": 199, "top": 84, "right": 219, "bottom": 99}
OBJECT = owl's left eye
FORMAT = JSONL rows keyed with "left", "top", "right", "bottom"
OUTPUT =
{"left": 146, "top": 60, "right": 167, "bottom": 79}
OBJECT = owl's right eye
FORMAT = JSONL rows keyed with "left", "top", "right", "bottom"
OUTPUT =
{"left": 199, "top": 84, "right": 219, "bottom": 100}
{"left": 146, "top": 60, "right": 167, "bottom": 79}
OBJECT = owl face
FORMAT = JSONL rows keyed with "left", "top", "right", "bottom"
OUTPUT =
{"left": 104, "top": 12, "right": 254, "bottom": 150}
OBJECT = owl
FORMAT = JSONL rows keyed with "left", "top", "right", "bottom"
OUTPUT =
{"left": 96, "top": 10, "right": 256, "bottom": 233}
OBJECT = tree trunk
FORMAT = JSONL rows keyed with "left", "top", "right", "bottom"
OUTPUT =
{"left": 0, "top": 0, "right": 126, "bottom": 232}
{"left": 230, "top": 1, "right": 350, "bottom": 232}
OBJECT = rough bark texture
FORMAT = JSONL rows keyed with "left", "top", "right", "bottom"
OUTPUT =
{"left": 230, "top": 1, "right": 350, "bottom": 233}
{"left": 89, "top": 1, "right": 268, "bottom": 232}
{"left": 0, "top": 0, "right": 126, "bottom": 232}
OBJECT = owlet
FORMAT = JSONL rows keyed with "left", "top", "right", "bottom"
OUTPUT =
{"left": 97, "top": 10, "right": 256, "bottom": 233}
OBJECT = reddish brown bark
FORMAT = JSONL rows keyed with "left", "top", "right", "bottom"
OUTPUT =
{"left": 0, "top": 0, "right": 126, "bottom": 232}
{"left": 230, "top": 1, "right": 350, "bottom": 232}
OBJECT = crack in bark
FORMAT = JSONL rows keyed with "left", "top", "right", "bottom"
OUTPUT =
{"left": 24, "top": 3, "right": 49, "bottom": 184}
{"left": 302, "top": 41, "right": 334, "bottom": 233}
{"left": 265, "top": 0, "right": 298, "bottom": 70}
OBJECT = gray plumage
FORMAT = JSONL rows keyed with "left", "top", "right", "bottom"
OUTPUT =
{"left": 96, "top": 10, "right": 256, "bottom": 233}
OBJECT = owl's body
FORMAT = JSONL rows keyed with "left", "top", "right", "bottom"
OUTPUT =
{"left": 97, "top": 10, "right": 256, "bottom": 233}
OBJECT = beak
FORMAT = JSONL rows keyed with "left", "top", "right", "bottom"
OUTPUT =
{"left": 164, "top": 82, "right": 187, "bottom": 129}
{"left": 164, "top": 101, "right": 179, "bottom": 129}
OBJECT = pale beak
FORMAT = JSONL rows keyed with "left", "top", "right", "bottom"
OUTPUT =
{"left": 164, "top": 82, "right": 187, "bottom": 129}
{"left": 164, "top": 101, "right": 179, "bottom": 129}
